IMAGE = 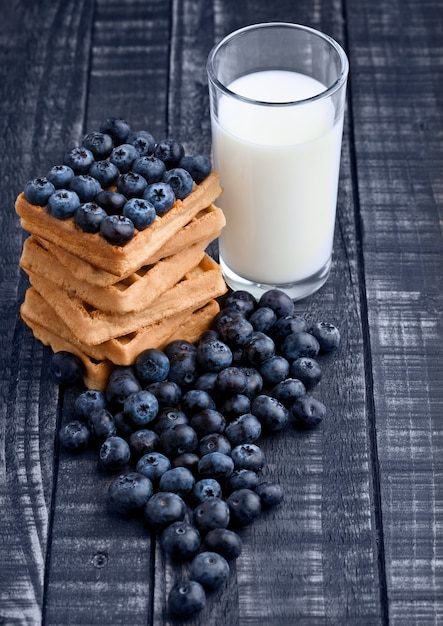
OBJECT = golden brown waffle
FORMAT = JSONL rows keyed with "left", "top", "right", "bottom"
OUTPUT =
{"left": 33, "top": 204, "right": 225, "bottom": 287}
{"left": 21, "top": 287, "right": 219, "bottom": 376}
{"left": 26, "top": 254, "right": 226, "bottom": 345}
{"left": 16, "top": 171, "right": 222, "bottom": 276}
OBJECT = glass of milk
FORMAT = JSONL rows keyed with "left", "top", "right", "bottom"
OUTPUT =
{"left": 207, "top": 23, "right": 349, "bottom": 300}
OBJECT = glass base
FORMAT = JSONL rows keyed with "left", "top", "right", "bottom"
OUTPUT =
{"left": 219, "top": 255, "right": 332, "bottom": 301}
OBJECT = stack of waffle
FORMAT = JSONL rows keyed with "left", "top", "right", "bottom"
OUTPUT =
{"left": 16, "top": 171, "right": 227, "bottom": 389}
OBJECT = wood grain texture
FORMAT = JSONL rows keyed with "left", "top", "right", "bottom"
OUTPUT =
{"left": 346, "top": 0, "right": 443, "bottom": 623}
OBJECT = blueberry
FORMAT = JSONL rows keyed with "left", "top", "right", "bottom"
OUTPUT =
{"left": 95, "top": 190, "right": 127, "bottom": 214}
{"left": 204, "top": 528, "right": 242, "bottom": 560}
{"left": 144, "top": 491, "right": 186, "bottom": 530}
{"left": 193, "top": 496, "right": 230, "bottom": 532}
{"left": 127, "top": 129, "right": 155, "bottom": 156}
{"left": 290, "top": 357, "right": 322, "bottom": 388}
{"left": 163, "top": 167, "right": 193, "bottom": 200}
{"left": 113, "top": 411, "right": 134, "bottom": 437}
{"left": 161, "top": 521, "right": 201, "bottom": 561}
{"left": 49, "top": 351, "right": 84, "bottom": 385}
{"left": 123, "top": 390, "right": 159, "bottom": 427}
{"left": 272, "top": 377, "right": 306, "bottom": 406}
{"left": 171, "top": 452, "right": 200, "bottom": 474}
{"left": 123, "top": 198, "right": 155, "bottom": 231}
{"left": 100, "top": 117, "right": 131, "bottom": 144}
{"left": 190, "top": 409, "right": 226, "bottom": 438}
{"left": 213, "top": 308, "right": 245, "bottom": 336}
{"left": 82, "top": 131, "right": 113, "bottom": 159}
{"left": 248, "top": 306, "right": 277, "bottom": 333}
{"left": 219, "top": 394, "right": 251, "bottom": 421}
{"left": 132, "top": 155, "right": 166, "bottom": 183}
{"left": 272, "top": 315, "right": 309, "bottom": 344}
{"left": 105, "top": 371, "right": 141, "bottom": 408}
{"left": 225, "top": 413, "right": 261, "bottom": 446}
{"left": 168, "top": 580, "right": 206, "bottom": 618}
{"left": 47, "top": 189, "right": 81, "bottom": 219}
{"left": 256, "top": 482, "right": 284, "bottom": 508}
{"left": 63, "top": 146, "right": 94, "bottom": 174}
{"left": 280, "top": 332, "right": 320, "bottom": 362}
{"left": 59, "top": 420, "right": 91, "bottom": 453}
{"left": 250, "top": 395, "right": 289, "bottom": 432}
{"left": 168, "top": 352, "right": 199, "bottom": 390}
{"left": 134, "top": 348, "right": 170, "bottom": 385}
{"left": 99, "top": 436, "right": 131, "bottom": 471}
{"left": 243, "top": 332, "right": 275, "bottom": 366}
{"left": 221, "top": 317, "right": 254, "bottom": 349}
{"left": 241, "top": 367, "right": 264, "bottom": 399}
{"left": 128, "top": 429, "right": 160, "bottom": 459}
{"left": 194, "top": 372, "right": 218, "bottom": 396}
{"left": 146, "top": 381, "right": 182, "bottom": 409}
{"left": 46, "top": 165, "right": 75, "bottom": 189}
{"left": 88, "top": 408, "right": 117, "bottom": 441}
{"left": 223, "top": 290, "right": 257, "bottom": 317}
{"left": 143, "top": 182, "right": 175, "bottom": 216}
{"left": 196, "top": 339, "right": 233, "bottom": 372}
{"left": 179, "top": 154, "right": 212, "bottom": 184}
{"left": 163, "top": 339, "right": 196, "bottom": 360}
{"left": 291, "top": 395, "right": 326, "bottom": 428}
{"left": 154, "top": 138, "right": 185, "bottom": 169}
{"left": 189, "top": 551, "right": 229, "bottom": 591}
{"left": 309, "top": 321, "right": 341, "bottom": 352}
{"left": 192, "top": 478, "right": 222, "bottom": 503}
{"left": 231, "top": 443, "right": 265, "bottom": 472}
{"left": 89, "top": 160, "right": 120, "bottom": 187}
{"left": 226, "top": 469, "right": 259, "bottom": 493}
{"left": 259, "top": 355, "right": 290, "bottom": 386}
{"left": 110, "top": 143, "right": 139, "bottom": 173}
{"left": 69, "top": 175, "right": 101, "bottom": 202}
{"left": 100, "top": 214, "right": 135, "bottom": 245}
{"left": 198, "top": 433, "right": 231, "bottom": 457}
{"left": 74, "top": 389, "right": 107, "bottom": 420}
{"left": 154, "top": 408, "right": 188, "bottom": 435}
{"left": 160, "top": 423, "right": 198, "bottom": 457}
{"left": 197, "top": 452, "right": 234, "bottom": 480}
{"left": 117, "top": 171, "right": 148, "bottom": 198}
{"left": 181, "top": 389, "right": 216, "bottom": 415}
{"left": 108, "top": 471, "right": 153, "bottom": 514}
{"left": 258, "top": 289, "right": 294, "bottom": 318}
{"left": 227, "top": 488, "right": 262, "bottom": 527}
{"left": 136, "top": 452, "right": 171, "bottom": 482}
{"left": 215, "top": 367, "right": 247, "bottom": 396}
{"left": 159, "top": 467, "right": 195, "bottom": 496}
{"left": 74, "top": 202, "right": 107, "bottom": 233}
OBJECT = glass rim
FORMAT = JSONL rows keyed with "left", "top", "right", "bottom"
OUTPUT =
{"left": 207, "top": 22, "right": 349, "bottom": 108}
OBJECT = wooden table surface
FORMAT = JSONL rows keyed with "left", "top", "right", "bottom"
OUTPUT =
{"left": 1, "top": 1, "right": 442, "bottom": 624}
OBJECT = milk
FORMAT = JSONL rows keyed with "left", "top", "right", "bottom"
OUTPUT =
{"left": 212, "top": 70, "right": 344, "bottom": 286}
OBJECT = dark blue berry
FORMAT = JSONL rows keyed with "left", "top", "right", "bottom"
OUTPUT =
{"left": 223, "top": 290, "right": 257, "bottom": 316}
{"left": 144, "top": 491, "right": 186, "bottom": 530}
{"left": 100, "top": 214, "right": 135, "bottom": 245}
{"left": 74, "top": 202, "right": 107, "bottom": 233}
{"left": 143, "top": 182, "right": 175, "bottom": 216}
{"left": 250, "top": 394, "right": 289, "bottom": 432}
{"left": 69, "top": 173, "right": 101, "bottom": 201}
{"left": 110, "top": 143, "right": 139, "bottom": 173}
{"left": 122, "top": 198, "right": 156, "bottom": 230}
{"left": 154, "top": 138, "right": 185, "bottom": 169}
{"left": 89, "top": 160, "right": 120, "bottom": 187}
{"left": 95, "top": 190, "right": 127, "bottom": 214}
{"left": 99, "top": 436, "right": 131, "bottom": 471}
{"left": 46, "top": 165, "right": 75, "bottom": 189}
{"left": 146, "top": 381, "right": 182, "bottom": 408}
{"left": 113, "top": 411, "right": 134, "bottom": 437}
{"left": 127, "top": 129, "right": 155, "bottom": 156}
{"left": 161, "top": 521, "right": 201, "bottom": 561}
{"left": 181, "top": 389, "right": 216, "bottom": 415}
{"left": 280, "top": 332, "right": 320, "bottom": 362}
{"left": 227, "top": 488, "right": 262, "bottom": 527}
{"left": 163, "top": 339, "right": 197, "bottom": 360}
{"left": 193, "top": 496, "right": 230, "bottom": 532}
{"left": 272, "top": 377, "right": 306, "bottom": 406}
{"left": 63, "top": 146, "right": 94, "bottom": 174}
{"left": 189, "top": 551, "right": 229, "bottom": 591}
{"left": 190, "top": 409, "right": 226, "bottom": 438}
{"left": 256, "top": 482, "right": 284, "bottom": 508}
{"left": 219, "top": 393, "right": 251, "bottom": 421}
{"left": 179, "top": 154, "right": 212, "bottom": 184}
{"left": 197, "top": 452, "right": 234, "bottom": 480}
{"left": 231, "top": 443, "right": 265, "bottom": 471}
{"left": 49, "top": 351, "right": 84, "bottom": 385}
{"left": 128, "top": 429, "right": 160, "bottom": 459}
{"left": 160, "top": 423, "right": 198, "bottom": 457}
{"left": 198, "top": 433, "right": 231, "bottom": 457}
{"left": 196, "top": 339, "right": 233, "bottom": 372}
{"left": 107, "top": 471, "right": 153, "bottom": 514}
{"left": 243, "top": 332, "right": 275, "bottom": 366}
{"left": 168, "top": 580, "right": 206, "bottom": 618}
{"left": 194, "top": 372, "right": 218, "bottom": 396}
{"left": 309, "top": 321, "right": 341, "bottom": 352}
{"left": 241, "top": 367, "right": 264, "bottom": 399}
{"left": 159, "top": 467, "right": 195, "bottom": 496}
{"left": 221, "top": 317, "right": 254, "bottom": 348}
{"left": 105, "top": 371, "right": 142, "bottom": 408}
{"left": 59, "top": 420, "right": 91, "bottom": 453}
{"left": 290, "top": 395, "right": 326, "bottom": 428}
{"left": 204, "top": 528, "right": 242, "bottom": 560}
{"left": 123, "top": 390, "right": 159, "bottom": 427}
{"left": 134, "top": 348, "right": 170, "bottom": 385}
{"left": 215, "top": 367, "right": 247, "bottom": 396}
{"left": 168, "top": 352, "right": 199, "bottom": 390}
{"left": 225, "top": 413, "right": 261, "bottom": 446}
{"left": 192, "top": 478, "right": 223, "bottom": 503}
{"left": 136, "top": 452, "right": 171, "bottom": 482}
{"left": 100, "top": 117, "right": 131, "bottom": 144}
{"left": 154, "top": 408, "right": 188, "bottom": 435}
{"left": 163, "top": 167, "right": 193, "bottom": 200}
{"left": 248, "top": 306, "right": 277, "bottom": 333}
{"left": 259, "top": 355, "right": 290, "bottom": 386}
{"left": 171, "top": 452, "right": 200, "bottom": 474}
{"left": 272, "top": 315, "right": 309, "bottom": 344}
{"left": 82, "top": 131, "right": 113, "bottom": 159}
{"left": 88, "top": 408, "right": 117, "bottom": 441}
{"left": 117, "top": 171, "right": 147, "bottom": 198}
{"left": 226, "top": 469, "right": 259, "bottom": 494}
{"left": 74, "top": 389, "right": 106, "bottom": 420}
{"left": 213, "top": 308, "right": 244, "bottom": 336}
{"left": 47, "top": 189, "right": 81, "bottom": 219}
{"left": 258, "top": 289, "right": 294, "bottom": 317}
{"left": 132, "top": 155, "right": 166, "bottom": 183}
{"left": 290, "top": 357, "right": 322, "bottom": 388}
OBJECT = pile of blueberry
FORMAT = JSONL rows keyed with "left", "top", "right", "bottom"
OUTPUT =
{"left": 23, "top": 116, "right": 211, "bottom": 246}
{"left": 52, "top": 288, "right": 340, "bottom": 619}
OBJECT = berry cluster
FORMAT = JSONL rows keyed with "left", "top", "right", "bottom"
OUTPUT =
{"left": 23, "top": 117, "right": 212, "bottom": 246}
{"left": 53, "top": 288, "right": 340, "bottom": 619}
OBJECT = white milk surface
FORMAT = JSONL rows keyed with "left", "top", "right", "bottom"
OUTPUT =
{"left": 212, "top": 70, "right": 344, "bottom": 285}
